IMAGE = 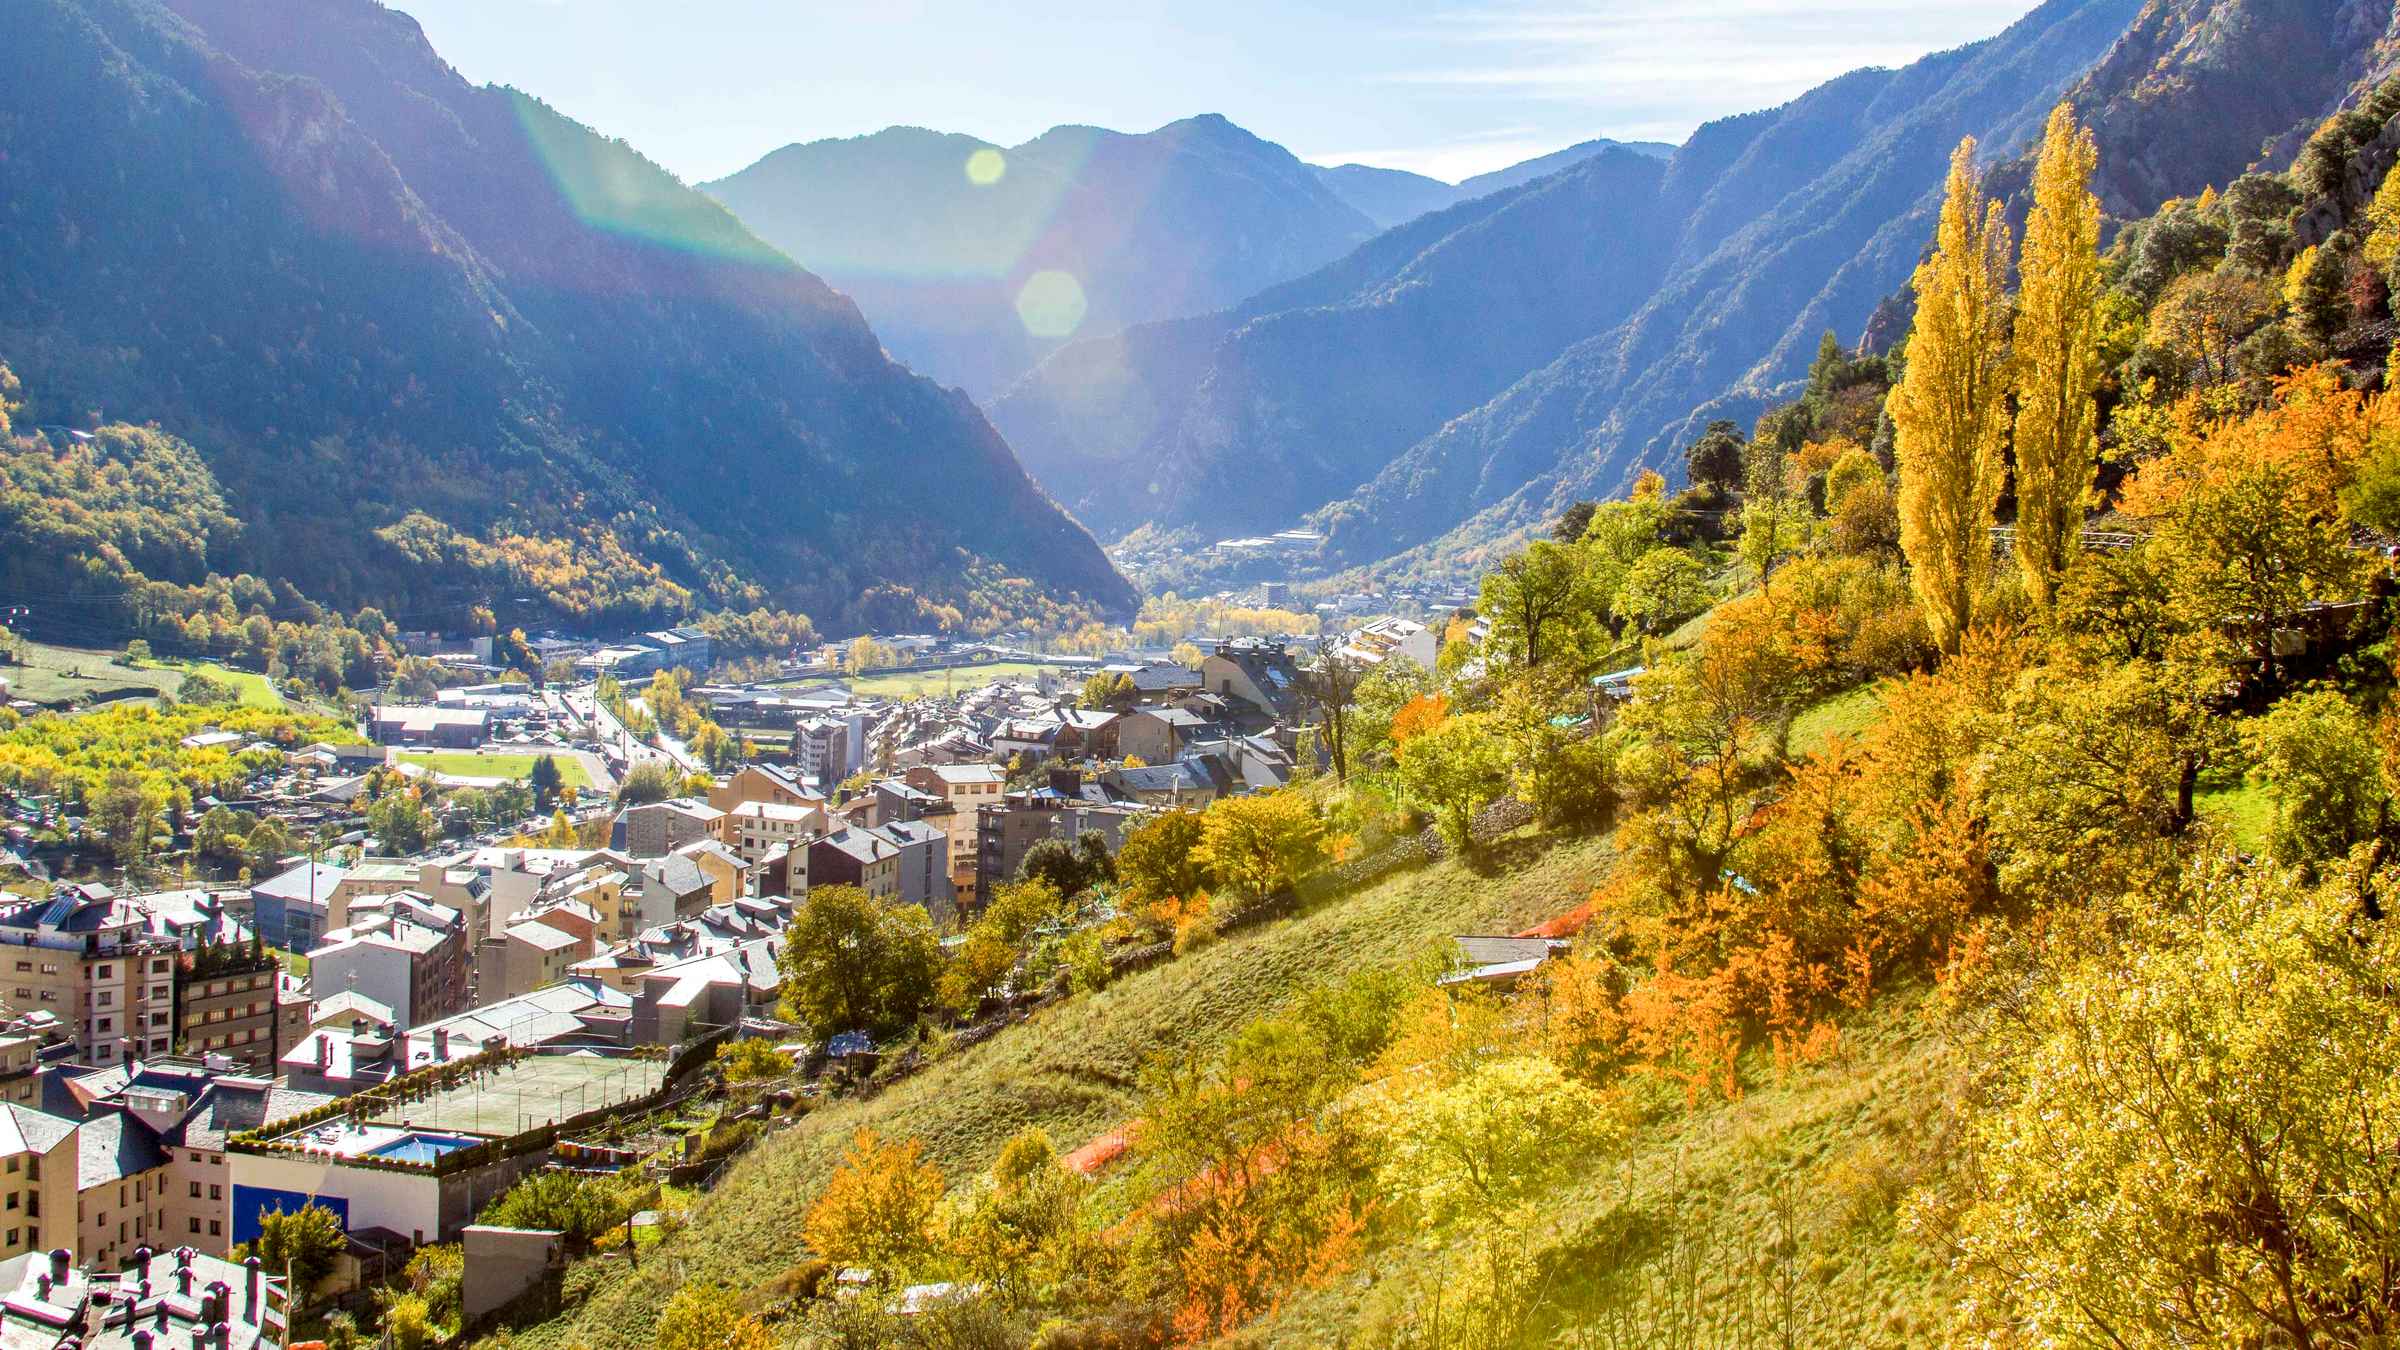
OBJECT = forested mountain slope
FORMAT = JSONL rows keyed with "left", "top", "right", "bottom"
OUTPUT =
{"left": 992, "top": 0, "right": 2148, "bottom": 552}
{"left": 1342, "top": 0, "right": 2400, "bottom": 584}
{"left": 0, "top": 0, "right": 1133, "bottom": 636}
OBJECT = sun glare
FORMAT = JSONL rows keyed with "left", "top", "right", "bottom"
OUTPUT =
{"left": 965, "top": 147, "right": 1007, "bottom": 186}
{"left": 1015, "top": 270, "right": 1088, "bottom": 337}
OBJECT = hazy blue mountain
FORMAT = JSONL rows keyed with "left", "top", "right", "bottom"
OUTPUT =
{"left": 1309, "top": 163, "right": 1462, "bottom": 229}
{"left": 1311, "top": 138, "right": 1680, "bottom": 230}
{"left": 704, "top": 116, "right": 1381, "bottom": 396}
{"left": 0, "top": 0, "right": 1133, "bottom": 631}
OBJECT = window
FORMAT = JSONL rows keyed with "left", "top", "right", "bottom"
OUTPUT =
{"left": 96, "top": 966, "right": 111, "bottom": 979}
{"left": 188, "top": 1218, "right": 199, "bottom": 1234}
{"left": 207, "top": 1220, "right": 220, "bottom": 1237}
{"left": 207, "top": 1185, "right": 219, "bottom": 1201}
{"left": 152, "top": 960, "right": 170, "bottom": 974}
{"left": 188, "top": 1182, "right": 199, "bottom": 1199}
{"left": 95, "top": 1019, "right": 110, "bottom": 1034}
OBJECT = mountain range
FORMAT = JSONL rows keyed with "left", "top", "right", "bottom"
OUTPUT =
{"left": 0, "top": 0, "right": 1134, "bottom": 634}
{"left": 992, "top": 0, "right": 2400, "bottom": 582}
{"left": 1309, "top": 138, "right": 1678, "bottom": 230}
{"left": 702, "top": 121, "right": 1666, "bottom": 400}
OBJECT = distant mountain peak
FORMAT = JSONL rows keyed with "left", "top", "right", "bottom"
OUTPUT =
{"left": 703, "top": 111, "right": 1380, "bottom": 396}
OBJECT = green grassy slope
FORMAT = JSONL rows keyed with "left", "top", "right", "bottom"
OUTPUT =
{"left": 1256, "top": 987, "right": 1959, "bottom": 1346}
{"left": 520, "top": 831, "right": 1617, "bottom": 1349}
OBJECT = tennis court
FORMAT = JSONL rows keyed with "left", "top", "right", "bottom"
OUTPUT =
{"left": 369, "top": 1054, "right": 666, "bottom": 1137}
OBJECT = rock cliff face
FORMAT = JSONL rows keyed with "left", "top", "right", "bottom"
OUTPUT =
{"left": 0, "top": 0, "right": 1133, "bottom": 629}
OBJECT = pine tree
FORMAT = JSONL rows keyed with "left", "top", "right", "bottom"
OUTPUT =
{"left": 2012, "top": 104, "right": 2102, "bottom": 613}
{"left": 1893, "top": 137, "right": 2013, "bottom": 654}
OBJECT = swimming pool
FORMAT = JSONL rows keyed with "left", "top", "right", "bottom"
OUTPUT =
{"left": 363, "top": 1131, "right": 478, "bottom": 1165}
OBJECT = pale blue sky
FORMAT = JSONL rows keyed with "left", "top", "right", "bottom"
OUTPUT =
{"left": 395, "top": 1, "right": 2043, "bottom": 184}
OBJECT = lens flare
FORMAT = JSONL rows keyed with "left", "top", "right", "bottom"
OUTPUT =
{"left": 1015, "top": 270, "right": 1088, "bottom": 338}
{"left": 965, "top": 147, "right": 1006, "bottom": 187}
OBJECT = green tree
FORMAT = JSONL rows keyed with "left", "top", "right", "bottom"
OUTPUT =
{"left": 1194, "top": 792, "right": 1326, "bottom": 901}
{"left": 177, "top": 672, "right": 240, "bottom": 707}
{"left": 2242, "top": 688, "right": 2388, "bottom": 868}
{"left": 246, "top": 1203, "right": 345, "bottom": 1300}
{"left": 1478, "top": 540, "right": 1588, "bottom": 670}
{"left": 2160, "top": 463, "right": 2360, "bottom": 687}
{"left": 1613, "top": 548, "right": 1709, "bottom": 636}
{"left": 2012, "top": 103, "right": 2103, "bottom": 613}
{"left": 1685, "top": 419, "right": 1746, "bottom": 493}
{"left": 614, "top": 760, "right": 677, "bottom": 807}
{"left": 1116, "top": 810, "right": 1210, "bottom": 906}
{"left": 1737, "top": 498, "right": 1811, "bottom": 594}
{"left": 243, "top": 817, "right": 295, "bottom": 873}
{"left": 528, "top": 754, "right": 564, "bottom": 809}
{"left": 88, "top": 769, "right": 163, "bottom": 866}
{"left": 367, "top": 791, "right": 435, "bottom": 855}
{"left": 193, "top": 805, "right": 253, "bottom": 862}
{"left": 1373, "top": 1056, "right": 1615, "bottom": 1226}
{"left": 777, "top": 884, "right": 944, "bottom": 1039}
{"left": 1394, "top": 711, "right": 1512, "bottom": 855}
{"left": 950, "top": 1128, "right": 1087, "bottom": 1301}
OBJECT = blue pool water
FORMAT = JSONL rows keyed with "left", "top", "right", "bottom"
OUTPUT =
{"left": 365, "top": 1132, "right": 477, "bottom": 1164}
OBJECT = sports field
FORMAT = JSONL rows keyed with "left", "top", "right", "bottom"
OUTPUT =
{"left": 846, "top": 661, "right": 1073, "bottom": 699}
{"left": 370, "top": 1054, "right": 665, "bottom": 1135}
{"left": 392, "top": 750, "right": 594, "bottom": 788}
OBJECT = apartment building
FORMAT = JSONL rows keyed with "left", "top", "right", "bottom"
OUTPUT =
{"left": 900, "top": 763, "right": 1006, "bottom": 911}
{"left": 0, "top": 888, "right": 177, "bottom": 1066}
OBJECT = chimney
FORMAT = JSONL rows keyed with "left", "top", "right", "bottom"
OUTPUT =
{"left": 432, "top": 1027, "right": 450, "bottom": 1059}
{"left": 48, "top": 1248, "right": 69, "bottom": 1284}
{"left": 213, "top": 1322, "right": 230, "bottom": 1350}
{"left": 36, "top": 1274, "right": 50, "bottom": 1301}
{"left": 133, "top": 1333, "right": 153, "bottom": 1350}
{"left": 243, "top": 1257, "right": 261, "bottom": 1318}
{"left": 174, "top": 1266, "right": 192, "bottom": 1296}
{"left": 134, "top": 1246, "right": 152, "bottom": 1281}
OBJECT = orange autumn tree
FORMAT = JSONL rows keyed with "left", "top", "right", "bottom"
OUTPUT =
{"left": 803, "top": 1129, "right": 945, "bottom": 1274}
{"left": 1388, "top": 692, "right": 1450, "bottom": 744}
{"left": 1137, "top": 1021, "right": 1369, "bottom": 1342}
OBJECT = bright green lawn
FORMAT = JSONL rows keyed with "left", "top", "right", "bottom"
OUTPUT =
{"left": 1790, "top": 682, "right": 1888, "bottom": 758}
{"left": 0, "top": 641, "right": 288, "bottom": 710}
{"left": 2195, "top": 778, "right": 2277, "bottom": 854}
{"left": 393, "top": 750, "right": 593, "bottom": 788}
{"left": 1, "top": 639, "right": 181, "bottom": 706}
{"left": 149, "top": 658, "right": 283, "bottom": 708}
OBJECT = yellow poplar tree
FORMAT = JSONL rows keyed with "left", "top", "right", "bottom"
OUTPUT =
{"left": 2011, "top": 104, "right": 2101, "bottom": 613}
{"left": 1893, "top": 137, "right": 2013, "bottom": 654}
